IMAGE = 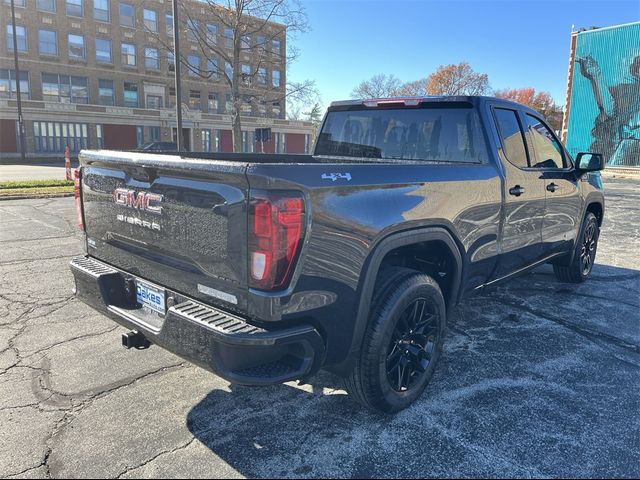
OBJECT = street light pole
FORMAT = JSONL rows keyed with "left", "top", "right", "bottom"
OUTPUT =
{"left": 172, "top": 0, "right": 183, "bottom": 151}
{"left": 10, "top": 0, "right": 26, "bottom": 162}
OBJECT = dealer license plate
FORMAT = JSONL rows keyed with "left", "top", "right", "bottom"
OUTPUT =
{"left": 136, "top": 280, "right": 165, "bottom": 315}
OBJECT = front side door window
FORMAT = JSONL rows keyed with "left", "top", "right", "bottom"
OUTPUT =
{"left": 524, "top": 114, "right": 566, "bottom": 169}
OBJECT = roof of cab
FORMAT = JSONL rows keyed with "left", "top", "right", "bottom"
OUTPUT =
{"left": 329, "top": 95, "right": 540, "bottom": 116}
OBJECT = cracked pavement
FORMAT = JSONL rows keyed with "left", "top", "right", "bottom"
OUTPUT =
{"left": 0, "top": 177, "right": 638, "bottom": 478}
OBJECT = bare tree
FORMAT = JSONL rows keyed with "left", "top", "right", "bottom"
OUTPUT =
{"left": 425, "top": 62, "right": 490, "bottom": 96}
{"left": 350, "top": 74, "right": 403, "bottom": 99}
{"left": 395, "top": 78, "right": 428, "bottom": 96}
{"left": 147, "top": 0, "right": 315, "bottom": 152}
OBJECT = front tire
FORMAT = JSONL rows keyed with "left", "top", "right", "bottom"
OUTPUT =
{"left": 344, "top": 267, "right": 446, "bottom": 413}
{"left": 553, "top": 212, "right": 600, "bottom": 283}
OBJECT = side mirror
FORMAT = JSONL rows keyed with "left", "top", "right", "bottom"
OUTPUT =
{"left": 576, "top": 152, "right": 604, "bottom": 172}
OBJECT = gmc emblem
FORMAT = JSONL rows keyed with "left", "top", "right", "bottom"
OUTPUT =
{"left": 113, "top": 188, "right": 163, "bottom": 215}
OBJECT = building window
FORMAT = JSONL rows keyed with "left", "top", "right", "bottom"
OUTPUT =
{"left": 66, "top": 0, "right": 83, "bottom": 17}
{"left": 136, "top": 126, "right": 144, "bottom": 147}
{"left": 39, "top": 30, "right": 57, "bottom": 56}
{"left": 224, "top": 61, "right": 232, "bottom": 80}
{"left": 214, "top": 129, "right": 221, "bottom": 152}
{"left": 94, "top": 0, "right": 109, "bottom": 22}
{"left": 149, "top": 126, "right": 160, "bottom": 142}
{"left": 146, "top": 95, "right": 162, "bottom": 109}
{"left": 95, "top": 38, "right": 112, "bottom": 63}
{"left": 119, "top": 2, "right": 135, "bottom": 27}
{"left": 206, "top": 24, "right": 217, "bottom": 45}
{"left": 224, "top": 27, "right": 233, "bottom": 49}
{"left": 187, "top": 54, "right": 200, "bottom": 76}
{"left": 187, "top": 20, "right": 199, "bottom": 42}
{"left": 7, "top": 25, "right": 27, "bottom": 52}
{"left": 34, "top": 121, "right": 89, "bottom": 153}
{"left": 0, "top": 69, "right": 29, "bottom": 99}
{"left": 165, "top": 13, "right": 173, "bottom": 36}
{"left": 37, "top": 0, "right": 56, "bottom": 13}
{"left": 6, "top": 0, "right": 25, "bottom": 6}
{"left": 188, "top": 90, "right": 201, "bottom": 110}
{"left": 275, "top": 132, "right": 286, "bottom": 153}
{"left": 168, "top": 86, "right": 176, "bottom": 108}
{"left": 272, "top": 69, "right": 281, "bottom": 88}
{"left": 97, "top": 124, "right": 104, "bottom": 148}
{"left": 241, "top": 95, "right": 252, "bottom": 114}
{"left": 121, "top": 43, "right": 136, "bottom": 66}
{"left": 225, "top": 93, "right": 232, "bottom": 113}
{"left": 202, "top": 129, "right": 211, "bottom": 152}
{"left": 241, "top": 131, "right": 253, "bottom": 153}
{"left": 241, "top": 64, "right": 251, "bottom": 84}
{"left": 98, "top": 79, "right": 114, "bottom": 105}
{"left": 124, "top": 82, "right": 138, "bottom": 107}
{"left": 272, "top": 101, "right": 281, "bottom": 118}
{"left": 207, "top": 58, "right": 219, "bottom": 80}
{"left": 241, "top": 35, "right": 251, "bottom": 49}
{"left": 40, "top": 74, "right": 87, "bottom": 103}
{"left": 167, "top": 51, "right": 175, "bottom": 72}
{"left": 207, "top": 93, "right": 218, "bottom": 113}
{"left": 71, "top": 76, "right": 88, "bottom": 103}
{"left": 68, "top": 34, "right": 85, "bottom": 60}
{"left": 256, "top": 35, "right": 266, "bottom": 51}
{"left": 143, "top": 9, "right": 157, "bottom": 32}
{"left": 257, "top": 67, "right": 266, "bottom": 85}
{"left": 145, "top": 47, "right": 159, "bottom": 70}
{"left": 272, "top": 38, "right": 281, "bottom": 56}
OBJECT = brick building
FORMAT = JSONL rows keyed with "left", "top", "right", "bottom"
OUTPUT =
{"left": 0, "top": 0, "right": 314, "bottom": 159}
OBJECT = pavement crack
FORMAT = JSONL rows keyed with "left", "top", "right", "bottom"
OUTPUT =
{"left": 115, "top": 438, "right": 198, "bottom": 478}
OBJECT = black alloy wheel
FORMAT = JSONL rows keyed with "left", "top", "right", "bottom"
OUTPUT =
{"left": 386, "top": 298, "right": 440, "bottom": 392}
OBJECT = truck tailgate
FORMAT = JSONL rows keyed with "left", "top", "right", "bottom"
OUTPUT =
{"left": 79, "top": 151, "right": 249, "bottom": 311}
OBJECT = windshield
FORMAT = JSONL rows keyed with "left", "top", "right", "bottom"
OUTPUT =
{"left": 315, "top": 106, "right": 489, "bottom": 163}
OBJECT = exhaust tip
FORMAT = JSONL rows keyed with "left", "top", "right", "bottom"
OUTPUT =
{"left": 122, "top": 330, "right": 151, "bottom": 350}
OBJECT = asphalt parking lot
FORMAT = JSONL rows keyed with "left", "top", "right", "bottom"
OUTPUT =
{"left": 1, "top": 176, "right": 638, "bottom": 479}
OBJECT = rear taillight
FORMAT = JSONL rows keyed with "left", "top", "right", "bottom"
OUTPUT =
{"left": 73, "top": 168, "right": 84, "bottom": 231}
{"left": 249, "top": 190, "right": 305, "bottom": 291}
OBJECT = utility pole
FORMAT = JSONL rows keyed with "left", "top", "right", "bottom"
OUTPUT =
{"left": 10, "top": 0, "right": 26, "bottom": 162}
{"left": 172, "top": 0, "right": 183, "bottom": 151}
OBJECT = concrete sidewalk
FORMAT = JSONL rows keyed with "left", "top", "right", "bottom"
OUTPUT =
{"left": 0, "top": 162, "right": 79, "bottom": 182}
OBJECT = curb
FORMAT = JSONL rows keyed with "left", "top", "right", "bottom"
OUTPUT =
{"left": 0, "top": 192, "right": 74, "bottom": 201}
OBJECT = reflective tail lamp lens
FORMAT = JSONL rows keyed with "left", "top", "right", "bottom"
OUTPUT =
{"left": 249, "top": 191, "right": 305, "bottom": 291}
{"left": 73, "top": 168, "right": 84, "bottom": 231}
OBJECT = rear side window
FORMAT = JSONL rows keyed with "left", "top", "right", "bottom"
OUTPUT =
{"left": 315, "top": 106, "right": 489, "bottom": 164}
{"left": 524, "top": 114, "right": 566, "bottom": 169}
{"left": 493, "top": 108, "right": 529, "bottom": 169}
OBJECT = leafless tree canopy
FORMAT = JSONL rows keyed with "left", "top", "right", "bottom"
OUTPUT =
{"left": 147, "top": 0, "right": 316, "bottom": 151}
{"left": 350, "top": 74, "right": 403, "bottom": 99}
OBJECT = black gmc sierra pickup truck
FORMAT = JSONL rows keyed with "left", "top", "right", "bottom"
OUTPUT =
{"left": 70, "top": 96, "right": 605, "bottom": 412}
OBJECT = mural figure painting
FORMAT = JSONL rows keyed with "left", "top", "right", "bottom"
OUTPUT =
{"left": 577, "top": 53, "right": 640, "bottom": 166}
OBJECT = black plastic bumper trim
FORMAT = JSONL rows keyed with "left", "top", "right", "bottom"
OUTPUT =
{"left": 70, "top": 256, "right": 324, "bottom": 385}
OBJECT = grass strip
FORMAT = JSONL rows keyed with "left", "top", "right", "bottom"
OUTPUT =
{"left": 0, "top": 179, "right": 73, "bottom": 190}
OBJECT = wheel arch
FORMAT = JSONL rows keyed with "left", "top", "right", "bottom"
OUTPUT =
{"left": 346, "top": 227, "right": 464, "bottom": 362}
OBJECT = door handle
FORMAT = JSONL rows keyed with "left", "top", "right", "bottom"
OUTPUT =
{"left": 509, "top": 185, "right": 525, "bottom": 196}
{"left": 546, "top": 183, "right": 559, "bottom": 193}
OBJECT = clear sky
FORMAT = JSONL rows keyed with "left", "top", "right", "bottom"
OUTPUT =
{"left": 287, "top": 0, "right": 640, "bottom": 110}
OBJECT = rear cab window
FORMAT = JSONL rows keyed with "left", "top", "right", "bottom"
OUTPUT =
{"left": 315, "top": 103, "right": 489, "bottom": 164}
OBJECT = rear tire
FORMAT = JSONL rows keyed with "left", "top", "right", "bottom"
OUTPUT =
{"left": 344, "top": 267, "right": 446, "bottom": 413}
{"left": 553, "top": 212, "right": 599, "bottom": 283}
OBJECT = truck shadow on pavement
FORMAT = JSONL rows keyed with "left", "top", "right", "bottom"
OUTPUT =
{"left": 185, "top": 262, "right": 640, "bottom": 478}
